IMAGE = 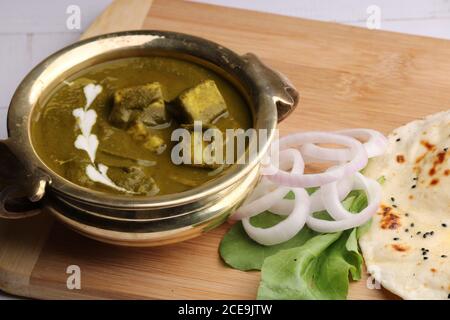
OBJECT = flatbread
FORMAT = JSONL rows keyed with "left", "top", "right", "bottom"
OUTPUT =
{"left": 360, "top": 110, "right": 450, "bottom": 300}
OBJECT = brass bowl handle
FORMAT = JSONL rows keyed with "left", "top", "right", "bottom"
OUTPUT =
{"left": 0, "top": 140, "right": 47, "bottom": 219}
{"left": 0, "top": 186, "right": 43, "bottom": 219}
{"left": 241, "top": 53, "right": 299, "bottom": 122}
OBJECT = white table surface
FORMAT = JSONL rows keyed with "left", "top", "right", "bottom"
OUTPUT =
{"left": 1, "top": 0, "right": 450, "bottom": 300}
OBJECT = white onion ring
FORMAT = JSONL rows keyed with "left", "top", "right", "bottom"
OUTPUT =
{"left": 269, "top": 174, "right": 354, "bottom": 216}
{"left": 242, "top": 177, "right": 274, "bottom": 205}
{"left": 232, "top": 129, "right": 384, "bottom": 244}
{"left": 320, "top": 174, "right": 358, "bottom": 220}
{"left": 230, "top": 149, "right": 303, "bottom": 221}
{"left": 306, "top": 172, "right": 381, "bottom": 233}
{"left": 242, "top": 188, "right": 310, "bottom": 246}
{"left": 300, "top": 129, "right": 387, "bottom": 161}
{"left": 263, "top": 132, "right": 368, "bottom": 188}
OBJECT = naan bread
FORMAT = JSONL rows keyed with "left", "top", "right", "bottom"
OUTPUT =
{"left": 360, "top": 110, "right": 450, "bottom": 300}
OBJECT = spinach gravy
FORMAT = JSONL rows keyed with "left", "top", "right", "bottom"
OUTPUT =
{"left": 31, "top": 57, "right": 252, "bottom": 196}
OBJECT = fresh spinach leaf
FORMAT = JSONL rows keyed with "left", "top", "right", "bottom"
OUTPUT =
{"left": 257, "top": 228, "right": 365, "bottom": 300}
{"left": 220, "top": 213, "right": 317, "bottom": 271}
{"left": 219, "top": 189, "right": 372, "bottom": 300}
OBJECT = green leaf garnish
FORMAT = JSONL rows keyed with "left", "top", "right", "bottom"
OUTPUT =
{"left": 219, "top": 189, "right": 371, "bottom": 300}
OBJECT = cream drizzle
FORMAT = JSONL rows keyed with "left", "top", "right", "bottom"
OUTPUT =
{"left": 86, "top": 164, "right": 128, "bottom": 193}
{"left": 72, "top": 83, "right": 131, "bottom": 193}
{"left": 73, "top": 83, "right": 102, "bottom": 162}
{"left": 74, "top": 133, "right": 98, "bottom": 163}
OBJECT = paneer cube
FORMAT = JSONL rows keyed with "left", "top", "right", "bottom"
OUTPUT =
{"left": 107, "top": 166, "right": 159, "bottom": 196}
{"left": 126, "top": 122, "right": 166, "bottom": 154}
{"left": 109, "top": 82, "right": 168, "bottom": 128}
{"left": 127, "top": 121, "right": 149, "bottom": 141}
{"left": 170, "top": 80, "right": 227, "bottom": 124}
{"left": 143, "top": 135, "right": 166, "bottom": 154}
{"left": 64, "top": 160, "right": 94, "bottom": 187}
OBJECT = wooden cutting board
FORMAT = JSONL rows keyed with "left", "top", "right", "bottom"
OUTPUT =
{"left": 2, "top": 0, "right": 450, "bottom": 300}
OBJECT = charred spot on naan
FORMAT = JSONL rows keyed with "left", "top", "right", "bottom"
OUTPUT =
{"left": 396, "top": 154, "right": 405, "bottom": 163}
{"left": 378, "top": 204, "right": 402, "bottom": 230}
{"left": 391, "top": 243, "right": 410, "bottom": 252}
{"left": 412, "top": 140, "right": 449, "bottom": 188}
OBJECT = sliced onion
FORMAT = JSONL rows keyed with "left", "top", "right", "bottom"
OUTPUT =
{"left": 320, "top": 173, "right": 358, "bottom": 220}
{"left": 269, "top": 174, "right": 354, "bottom": 216}
{"left": 264, "top": 132, "right": 368, "bottom": 188}
{"left": 242, "top": 188, "right": 310, "bottom": 245}
{"left": 231, "top": 185, "right": 290, "bottom": 221}
{"left": 339, "top": 129, "right": 387, "bottom": 158}
{"left": 242, "top": 177, "right": 275, "bottom": 205}
{"left": 230, "top": 149, "right": 303, "bottom": 221}
{"left": 277, "top": 148, "right": 305, "bottom": 174}
{"left": 306, "top": 173, "right": 381, "bottom": 233}
{"left": 299, "top": 143, "right": 349, "bottom": 163}
{"left": 300, "top": 129, "right": 387, "bottom": 161}
{"left": 232, "top": 129, "right": 385, "bottom": 243}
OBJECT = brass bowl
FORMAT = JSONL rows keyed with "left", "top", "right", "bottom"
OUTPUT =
{"left": 0, "top": 31, "right": 298, "bottom": 246}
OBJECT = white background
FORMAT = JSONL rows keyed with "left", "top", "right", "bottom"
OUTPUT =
{"left": 1, "top": 0, "right": 450, "bottom": 299}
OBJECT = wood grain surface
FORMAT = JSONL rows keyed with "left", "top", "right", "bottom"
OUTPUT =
{"left": 80, "top": 0, "right": 152, "bottom": 40}
{"left": 2, "top": 0, "right": 450, "bottom": 299}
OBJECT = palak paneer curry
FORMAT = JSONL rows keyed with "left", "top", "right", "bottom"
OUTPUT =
{"left": 31, "top": 57, "right": 252, "bottom": 196}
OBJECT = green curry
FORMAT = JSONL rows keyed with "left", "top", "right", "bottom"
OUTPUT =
{"left": 31, "top": 57, "right": 252, "bottom": 196}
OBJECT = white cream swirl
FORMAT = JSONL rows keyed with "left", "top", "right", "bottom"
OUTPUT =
{"left": 72, "top": 83, "right": 129, "bottom": 193}
{"left": 73, "top": 83, "right": 103, "bottom": 160}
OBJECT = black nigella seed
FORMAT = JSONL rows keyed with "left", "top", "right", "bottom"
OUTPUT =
{"left": 423, "top": 257, "right": 428, "bottom": 260}
{"left": 405, "top": 229, "right": 409, "bottom": 233}
{"left": 396, "top": 138, "right": 401, "bottom": 142}
{"left": 410, "top": 223, "right": 415, "bottom": 227}
{"left": 430, "top": 231, "right": 434, "bottom": 235}
{"left": 393, "top": 204, "right": 398, "bottom": 208}
{"left": 411, "top": 185, "right": 417, "bottom": 189}
{"left": 405, "top": 213, "right": 410, "bottom": 217}
{"left": 421, "top": 248, "right": 425, "bottom": 251}
{"left": 422, "top": 251, "right": 427, "bottom": 256}
{"left": 442, "top": 223, "right": 447, "bottom": 228}
{"left": 393, "top": 237, "right": 400, "bottom": 241}
{"left": 417, "top": 231, "right": 422, "bottom": 235}
{"left": 423, "top": 234, "right": 427, "bottom": 239}
{"left": 413, "top": 177, "right": 418, "bottom": 180}
{"left": 442, "top": 255, "right": 448, "bottom": 258}
{"left": 391, "top": 197, "right": 395, "bottom": 202}
{"left": 444, "top": 147, "right": 448, "bottom": 152}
